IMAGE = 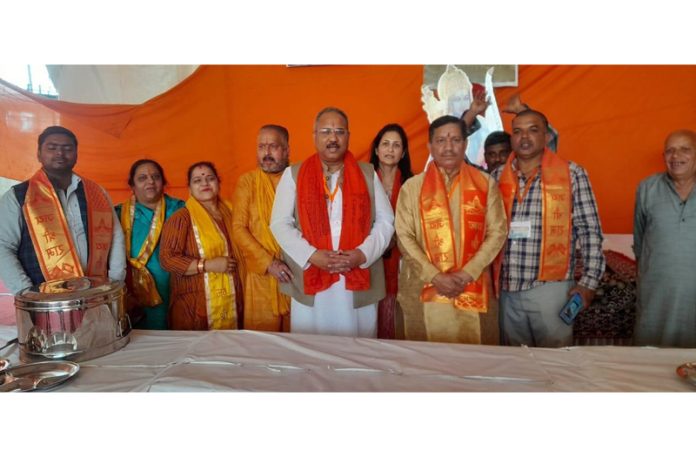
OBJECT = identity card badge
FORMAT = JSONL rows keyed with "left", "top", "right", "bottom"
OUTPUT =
{"left": 509, "top": 219, "right": 531, "bottom": 240}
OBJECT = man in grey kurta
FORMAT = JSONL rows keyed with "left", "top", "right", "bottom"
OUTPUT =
{"left": 633, "top": 129, "right": 696, "bottom": 347}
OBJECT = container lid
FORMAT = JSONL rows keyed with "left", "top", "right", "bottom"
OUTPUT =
{"left": 0, "top": 360, "right": 79, "bottom": 392}
{"left": 15, "top": 277, "right": 124, "bottom": 308}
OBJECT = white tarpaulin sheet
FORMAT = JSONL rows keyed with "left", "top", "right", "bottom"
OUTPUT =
{"left": 1, "top": 326, "right": 694, "bottom": 392}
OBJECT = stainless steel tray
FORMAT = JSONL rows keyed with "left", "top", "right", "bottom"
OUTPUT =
{"left": 0, "top": 360, "right": 79, "bottom": 392}
{"left": 676, "top": 362, "right": 696, "bottom": 387}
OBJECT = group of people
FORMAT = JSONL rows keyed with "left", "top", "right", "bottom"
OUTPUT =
{"left": 0, "top": 106, "right": 693, "bottom": 348}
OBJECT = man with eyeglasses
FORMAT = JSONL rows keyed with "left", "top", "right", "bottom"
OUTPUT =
{"left": 0, "top": 126, "right": 126, "bottom": 299}
{"left": 395, "top": 115, "right": 507, "bottom": 344}
{"left": 270, "top": 107, "right": 394, "bottom": 337}
{"left": 231, "top": 124, "right": 293, "bottom": 332}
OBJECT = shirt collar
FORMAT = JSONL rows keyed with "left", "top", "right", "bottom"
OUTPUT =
{"left": 436, "top": 165, "right": 460, "bottom": 188}
{"left": 321, "top": 160, "right": 344, "bottom": 177}
{"left": 511, "top": 156, "right": 542, "bottom": 179}
{"left": 63, "top": 173, "right": 82, "bottom": 196}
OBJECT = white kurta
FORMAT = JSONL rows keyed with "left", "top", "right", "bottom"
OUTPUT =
{"left": 270, "top": 166, "right": 394, "bottom": 338}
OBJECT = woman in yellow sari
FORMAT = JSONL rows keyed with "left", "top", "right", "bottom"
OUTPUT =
{"left": 160, "top": 161, "right": 243, "bottom": 330}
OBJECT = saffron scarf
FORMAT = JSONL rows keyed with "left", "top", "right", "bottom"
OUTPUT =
{"left": 186, "top": 196, "right": 237, "bottom": 329}
{"left": 296, "top": 152, "right": 371, "bottom": 294}
{"left": 419, "top": 162, "right": 489, "bottom": 312}
{"left": 24, "top": 170, "right": 113, "bottom": 333}
{"left": 495, "top": 149, "right": 572, "bottom": 288}
{"left": 253, "top": 168, "right": 290, "bottom": 316}
{"left": 120, "top": 194, "right": 164, "bottom": 307}
{"left": 23, "top": 169, "right": 113, "bottom": 281}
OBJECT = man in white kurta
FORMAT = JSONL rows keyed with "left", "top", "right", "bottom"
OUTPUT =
{"left": 270, "top": 107, "right": 394, "bottom": 338}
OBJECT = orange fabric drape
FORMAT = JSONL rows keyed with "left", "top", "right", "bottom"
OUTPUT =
{"left": 1, "top": 65, "right": 695, "bottom": 234}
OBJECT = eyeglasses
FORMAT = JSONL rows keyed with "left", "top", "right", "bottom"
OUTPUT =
{"left": 315, "top": 128, "right": 348, "bottom": 137}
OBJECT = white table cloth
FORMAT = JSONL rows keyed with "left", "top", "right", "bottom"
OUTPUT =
{"left": 1, "top": 326, "right": 694, "bottom": 392}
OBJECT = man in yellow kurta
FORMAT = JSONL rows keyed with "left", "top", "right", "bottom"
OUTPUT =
{"left": 395, "top": 116, "right": 507, "bottom": 344}
{"left": 231, "top": 125, "right": 293, "bottom": 331}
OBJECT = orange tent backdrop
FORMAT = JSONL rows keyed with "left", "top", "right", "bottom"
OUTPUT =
{"left": 1, "top": 65, "right": 695, "bottom": 234}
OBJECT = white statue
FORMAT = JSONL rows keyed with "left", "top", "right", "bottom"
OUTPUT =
{"left": 421, "top": 65, "right": 503, "bottom": 168}
{"left": 421, "top": 65, "right": 473, "bottom": 122}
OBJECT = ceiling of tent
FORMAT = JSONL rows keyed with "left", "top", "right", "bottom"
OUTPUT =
{"left": 0, "top": 65, "right": 198, "bottom": 195}
{"left": 46, "top": 65, "right": 199, "bottom": 104}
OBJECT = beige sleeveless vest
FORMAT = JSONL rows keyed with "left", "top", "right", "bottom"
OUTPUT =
{"left": 279, "top": 160, "right": 386, "bottom": 308}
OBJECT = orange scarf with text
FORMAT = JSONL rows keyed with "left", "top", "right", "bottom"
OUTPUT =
{"left": 419, "top": 162, "right": 489, "bottom": 312}
{"left": 495, "top": 150, "right": 572, "bottom": 289}
{"left": 296, "top": 152, "right": 371, "bottom": 294}
{"left": 23, "top": 169, "right": 113, "bottom": 281}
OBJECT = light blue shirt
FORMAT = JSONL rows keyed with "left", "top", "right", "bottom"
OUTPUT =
{"left": 0, "top": 173, "right": 126, "bottom": 294}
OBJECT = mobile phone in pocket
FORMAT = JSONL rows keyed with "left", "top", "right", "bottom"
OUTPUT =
{"left": 559, "top": 292, "right": 584, "bottom": 325}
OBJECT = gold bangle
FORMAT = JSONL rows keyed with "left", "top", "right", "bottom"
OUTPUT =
{"left": 197, "top": 259, "right": 205, "bottom": 274}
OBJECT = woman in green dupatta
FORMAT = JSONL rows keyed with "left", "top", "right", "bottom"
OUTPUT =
{"left": 115, "top": 159, "right": 185, "bottom": 329}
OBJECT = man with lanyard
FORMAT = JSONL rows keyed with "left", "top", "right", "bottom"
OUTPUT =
{"left": 0, "top": 126, "right": 126, "bottom": 332}
{"left": 270, "top": 107, "right": 394, "bottom": 338}
{"left": 462, "top": 92, "right": 560, "bottom": 159}
{"left": 492, "top": 110, "right": 605, "bottom": 347}
{"left": 232, "top": 125, "right": 293, "bottom": 331}
{"left": 395, "top": 115, "right": 507, "bottom": 344}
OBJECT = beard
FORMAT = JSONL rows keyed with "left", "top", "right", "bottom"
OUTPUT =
{"left": 259, "top": 156, "right": 289, "bottom": 173}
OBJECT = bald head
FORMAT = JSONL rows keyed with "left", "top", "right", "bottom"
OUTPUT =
{"left": 663, "top": 129, "right": 696, "bottom": 181}
{"left": 665, "top": 129, "right": 696, "bottom": 146}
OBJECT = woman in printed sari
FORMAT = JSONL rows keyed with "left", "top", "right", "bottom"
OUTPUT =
{"left": 369, "top": 123, "right": 414, "bottom": 339}
{"left": 160, "top": 161, "right": 244, "bottom": 330}
{"left": 115, "top": 159, "right": 185, "bottom": 330}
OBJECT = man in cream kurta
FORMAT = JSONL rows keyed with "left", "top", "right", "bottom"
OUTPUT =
{"left": 270, "top": 107, "right": 394, "bottom": 338}
{"left": 395, "top": 116, "right": 507, "bottom": 344}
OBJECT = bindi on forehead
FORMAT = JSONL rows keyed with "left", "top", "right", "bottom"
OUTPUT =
{"left": 435, "top": 130, "right": 462, "bottom": 139}
{"left": 192, "top": 168, "right": 214, "bottom": 176}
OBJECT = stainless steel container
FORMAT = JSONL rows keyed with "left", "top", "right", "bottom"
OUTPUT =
{"left": 15, "top": 277, "right": 130, "bottom": 363}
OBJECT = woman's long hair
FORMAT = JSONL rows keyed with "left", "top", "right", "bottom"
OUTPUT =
{"left": 369, "top": 123, "right": 414, "bottom": 183}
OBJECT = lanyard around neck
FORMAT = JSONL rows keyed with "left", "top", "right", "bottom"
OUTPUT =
{"left": 323, "top": 175, "right": 340, "bottom": 203}
{"left": 515, "top": 167, "right": 539, "bottom": 205}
